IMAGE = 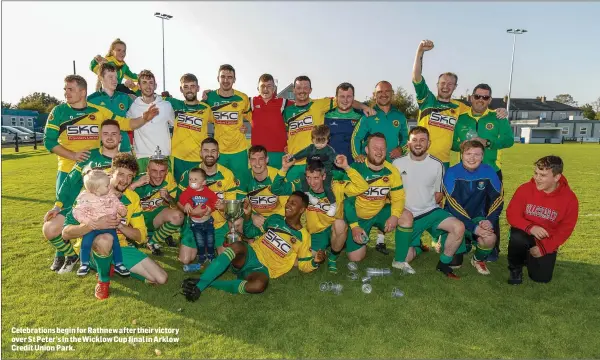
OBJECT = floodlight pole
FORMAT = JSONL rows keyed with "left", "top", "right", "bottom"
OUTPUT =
{"left": 154, "top": 12, "right": 173, "bottom": 92}
{"left": 506, "top": 28, "right": 527, "bottom": 120}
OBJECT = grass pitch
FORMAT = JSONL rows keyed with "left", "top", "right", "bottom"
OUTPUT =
{"left": 2, "top": 144, "right": 600, "bottom": 359}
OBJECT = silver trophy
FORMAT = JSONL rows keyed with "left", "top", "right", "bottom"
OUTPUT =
{"left": 223, "top": 199, "right": 245, "bottom": 245}
{"left": 149, "top": 146, "right": 167, "bottom": 161}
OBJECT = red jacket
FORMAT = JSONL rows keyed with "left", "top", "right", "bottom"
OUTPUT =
{"left": 506, "top": 176, "right": 579, "bottom": 255}
{"left": 250, "top": 96, "right": 291, "bottom": 152}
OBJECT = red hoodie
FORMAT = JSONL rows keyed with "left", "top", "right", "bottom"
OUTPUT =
{"left": 250, "top": 96, "right": 292, "bottom": 152}
{"left": 506, "top": 175, "right": 579, "bottom": 255}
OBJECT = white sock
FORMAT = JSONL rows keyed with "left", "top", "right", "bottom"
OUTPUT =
{"left": 376, "top": 233, "right": 385, "bottom": 245}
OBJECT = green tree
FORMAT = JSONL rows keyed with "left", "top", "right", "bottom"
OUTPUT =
{"left": 16, "top": 92, "right": 63, "bottom": 113}
{"left": 581, "top": 104, "right": 596, "bottom": 120}
{"left": 1, "top": 101, "right": 14, "bottom": 109}
{"left": 367, "top": 86, "right": 418, "bottom": 119}
{"left": 553, "top": 94, "right": 578, "bottom": 107}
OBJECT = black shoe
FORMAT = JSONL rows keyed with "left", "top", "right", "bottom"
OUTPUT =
{"left": 436, "top": 261, "right": 460, "bottom": 279}
{"left": 147, "top": 243, "right": 163, "bottom": 256}
{"left": 508, "top": 267, "right": 523, "bottom": 285}
{"left": 50, "top": 256, "right": 66, "bottom": 271}
{"left": 164, "top": 235, "right": 177, "bottom": 248}
{"left": 375, "top": 243, "right": 389, "bottom": 255}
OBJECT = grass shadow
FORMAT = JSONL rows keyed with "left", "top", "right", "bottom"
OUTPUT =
{"left": 1, "top": 149, "right": 48, "bottom": 161}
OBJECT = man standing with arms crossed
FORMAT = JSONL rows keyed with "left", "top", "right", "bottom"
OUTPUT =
{"left": 392, "top": 126, "right": 465, "bottom": 278}
{"left": 44, "top": 75, "right": 158, "bottom": 197}
{"left": 283, "top": 76, "right": 375, "bottom": 181}
{"left": 271, "top": 154, "right": 368, "bottom": 272}
{"left": 412, "top": 40, "right": 507, "bottom": 169}
{"left": 249, "top": 74, "right": 290, "bottom": 169}
{"left": 452, "top": 84, "right": 514, "bottom": 261}
{"left": 204, "top": 64, "right": 251, "bottom": 182}
{"left": 163, "top": 73, "right": 215, "bottom": 182}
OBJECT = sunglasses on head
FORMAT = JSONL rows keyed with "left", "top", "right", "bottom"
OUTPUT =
{"left": 473, "top": 94, "right": 491, "bottom": 100}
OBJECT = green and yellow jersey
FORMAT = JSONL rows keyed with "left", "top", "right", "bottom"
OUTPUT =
{"left": 177, "top": 164, "right": 240, "bottom": 230}
{"left": 238, "top": 167, "right": 287, "bottom": 218}
{"left": 132, "top": 172, "right": 178, "bottom": 217}
{"left": 55, "top": 148, "right": 113, "bottom": 209}
{"left": 282, "top": 98, "right": 335, "bottom": 165}
{"left": 64, "top": 188, "right": 148, "bottom": 252}
{"left": 413, "top": 77, "right": 469, "bottom": 163}
{"left": 271, "top": 167, "right": 369, "bottom": 234}
{"left": 44, "top": 103, "right": 132, "bottom": 173}
{"left": 90, "top": 55, "right": 138, "bottom": 85}
{"left": 164, "top": 97, "right": 214, "bottom": 162}
{"left": 87, "top": 90, "right": 134, "bottom": 152}
{"left": 346, "top": 161, "right": 405, "bottom": 227}
{"left": 243, "top": 214, "right": 317, "bottom": 278}
{"left": 204, "top": 90, "right": 251, "bottom": 155}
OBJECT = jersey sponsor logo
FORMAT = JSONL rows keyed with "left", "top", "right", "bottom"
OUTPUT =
{"left": 262, "top": 229, "right": 292, "bottom": 258}
{"left": 308, "top": 200, "right": 331, "bottom": 214}
{"left": 250, "top": 195, "right": 278, "bottom": 209}
{"left": 525, "top": 204, "right": 558, "bottom": 222}
{"left": 66, "top": 125, "right": 99, "bottom": 140}
{"left": 477, "top": 181, "right": 486, "bottom": 190}
{"left": 141, "top": 197, "right": 164, "bottom": 211}
{"left": 361, "top": 186, "right": 390, "bottom": 200}
{"left": 213, "top": 111, "right": 239, "bottom": 125}
{"left": 176, "top": 113, "right": 204, "bottom": 130}
{"left": 485, "top": 123, "right": 494, "bottom": 130}
{"left": 428, "top": 112, "right": 457, "bottom": 130}
{"left": 288, "top": 116, "right": 314, "bottom": 135}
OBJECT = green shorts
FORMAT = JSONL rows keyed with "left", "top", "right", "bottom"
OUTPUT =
{"left": 137, "top": 157, "right": 173, "bottom": 174}
{"left": 143, "top": 207, "right": 166, "bottom": 232}
{"left": 411, "top": 208, "right": 468, "bottom": 255}
{"left": 180, "top": 216, "right": 229, "bottom": 248}
{"left": 286, "top": 164, "right": 306, "bottom": 182}
{"left": 173, "top": 157, "right": 199, "bottom": 184}
{"left": 311, "top": 226, "right": 332, "bottom": 251}
{"left": 218, "top": 150, "right": 249, "bottom": 182}
{"left": 345, "top": 204, "right": 391, "bottom": 253}
{"left": 89, "top": 246, "right": 148, "bottom": 276}
{"left": 55, "top": 171, "right": 69, "bottom": 198}
{"left": 267, "top": 151, "right": 285, "bottom": 170}
{"left": 231, "top": 242, "right": 270, "bottom": 279}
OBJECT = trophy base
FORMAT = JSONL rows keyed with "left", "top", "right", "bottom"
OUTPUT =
{"left": 225, "top": 232, "right": 243, "bottom": 246}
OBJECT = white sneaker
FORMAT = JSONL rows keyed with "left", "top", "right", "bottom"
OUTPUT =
{"left": 392, "top": 261, "right": 416, "bottom": 275}
{"left": 471, "top": 257, "right": 490, "bottom": 275}
{"left": 326, "top": 203, "right": 337, "bottom": 217}
{"left": 57, "top": 255, "right": 79, "bottom": 275}
{"left": 307, "top": 193, "right": 319, "bottom": 205}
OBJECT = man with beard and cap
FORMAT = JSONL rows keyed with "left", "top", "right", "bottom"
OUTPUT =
{"left": 161, "top": 73, "right": 215, "bottom": 182}
{"left": 43, "top": 120, "right": 125, "bottom": 274}
{"left": 176, "top": 138, "right": 241, "bottom": 265}
{"left": 412, "top": 40, "right": 507, "bottom": 169}
{"left": 343, "top": 133, "right": 413, "bottom": 268}
{"left": 62, "top": 153, "right": 168, "bottom": 300}
{"left": 392, "top": 126, "right": 465, "bottom": 278}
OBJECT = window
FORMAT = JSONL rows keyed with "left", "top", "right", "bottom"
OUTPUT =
{"left": 540, "top": 112, "right": 547, "bottom": 120}
{"left": 559, "top": 112, "right": 567, "bottom": 120}
{"left": 520, "top": 111, "right": 529, "bottom": 119}
{"left": 287, "top": 91, "right": 294, "bottom": 99}
{"left": 27, "top": 119, "right": 33, "bottom": 127}
{"left": 562, "top": 127, "right": 569, "bottom": 135}
{"left": 579, "top": 127, "right": 587, "bottom": 135}
{"left": 11, "top": 117, "right": 16, "bottom": 125}
{"left": 19, "top": 117, "right": 25, "bottom": 126}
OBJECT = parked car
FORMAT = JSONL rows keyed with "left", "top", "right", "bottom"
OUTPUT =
{"left": 10, "top": 126, "right": 44, "bottom": 140}
{"left": 2, "top": 131, "right": 17, "bottom": 144}
{"left": 2, "top": 126, "right": 34, "bottom": 142}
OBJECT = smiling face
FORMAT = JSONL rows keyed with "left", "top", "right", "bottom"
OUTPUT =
{"left": 365, "top": 136, "right": 387, "bottom": 166}
{"left": 64, "top": 81, "right": 86, "bottom": 105}
{"left": 462, "top": 146, "right": 484, "bottom": 171}
{"left": 408, "top": 132, "right": 430, "bottom": 157}
{"left": 336, "top": 87, "right": 354, "bottom": 112}
{"left": 293, "top": 80, "right": 312, "bottom": 104}
{"left": 110, "top": 167, "right": 135, "bottom": 193}
{"left": 147, "top": 161, "right": 168, "bottom": 186}
{"left": 112, "top": 43, "right": 126, "bottom": 62}
{"left": 180, "top": 80, "right": 199, "bottom": 102}
{"left": 471, "top": 88, "right": 492, "bottom": 114}
{"left": 218, "top": 70, "right": 235, "bottom": 91}
{"left": 437, "top": 74, "right": 457, "bottom": 101}
{"left": 139, "top": 76, "right": 156, "bottom": 97}
{"left": 249, "top": 150, "right": 268, "bottom": 175}
{"left": 285, "top": 194, "right": 306, "bottom": 218}
{"left": 533, "top": 167, "right": 561, "bottom": 192}
{"left": 101, "top": 70, "right": 118, "bottom": 92}
{"left": 101, "top": 124, "right": 121, "bottom": 151}
{"left": 374, "top": 82, "right": 393, "bottom": 107}
{"left": 201, "top": 142, "right": 219, "bottom": 167}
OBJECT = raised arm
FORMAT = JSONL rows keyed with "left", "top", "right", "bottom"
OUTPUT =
{"left": 412, "top": 40, "right": 434, "bottom": 83}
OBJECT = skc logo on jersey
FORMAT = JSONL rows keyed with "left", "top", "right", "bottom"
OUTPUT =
{"left": 66, "top": 125, "right": 99, "bottom": 140}
{"left": 141, "top": 197, "right": 164, "bottom": 211}
{"left": 250, "top": 195, "right": 278, "bottom": 210}
{"left": 262, "top": 229, "right": 292, "bottom": 258}
{"left": 213, "top": 111, "right": 239, "bottom": 125}
{"left": 288, "top": 116, "right": 313, "bottom": 136}
{"left": 308, "top": 200, "right": 331, "bottom": 214}
{"left": 177, "top": 113, "right": 203, "bottom": 130}
{"left": 429, "top": 112, "right": 457, "bottom": 131}
{"left": 361, "top": 186, "right": 390, "bottom": 200}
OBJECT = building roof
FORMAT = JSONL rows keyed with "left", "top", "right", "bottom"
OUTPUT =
{"left": 458, "top": 98, "right": 581, "bottom": 112}
{"left": 1, "top": 108, "right": 40, "bottom": 116}
{"left": 277, "top": 83, "right": 294, "bottom": 98}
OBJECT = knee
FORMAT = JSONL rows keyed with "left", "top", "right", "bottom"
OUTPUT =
{"left": 451, "top": 220, "right": 465, "bottom": 237}
{"left": 347, "top": 249, "right": 366, "bottom": 262}
{"left": 170, "top": 211, "right": 184, "bottom": 226}
{"left": 332, "top": 220, "right": 347, "bottom": 234}
{"left": 42, "top": 220, "right": 61, "bottom": 240}
{"left": 91, "top": 234, "right": 114, "bottom": 255}
{"left": 245, "top": 278, "right": 268, "bottom": 294}
{"left": 398, "top": 210, "right": 413, "bottom": 227}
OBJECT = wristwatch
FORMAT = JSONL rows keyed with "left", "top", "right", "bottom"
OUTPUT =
{"left": 484, "top": 139, "right": 491, "bottom": 148}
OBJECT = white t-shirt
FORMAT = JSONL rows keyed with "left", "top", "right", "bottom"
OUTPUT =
{"left": 126, "top": 95, "right": 175, "bottom": 158}
{"left": 392, "top": 153, "right": 444, "bottom": 217}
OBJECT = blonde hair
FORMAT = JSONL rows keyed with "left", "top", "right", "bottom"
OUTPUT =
{"left": 106, "top": 38, "right": 126, "bottom": 58}
{"left": 82, "top": 167, "right": 110, "bottom": 194}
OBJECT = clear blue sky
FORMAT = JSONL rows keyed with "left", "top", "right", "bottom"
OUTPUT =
{"left": 2, "top": 1, "right": 599, "bottom": 105}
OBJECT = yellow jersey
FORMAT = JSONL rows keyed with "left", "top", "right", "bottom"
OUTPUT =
{"left": 166, "top": 97, "right": 214, "bottom": 162}
{"left": 204, "top": 90, "right": 251, "bottom": 154}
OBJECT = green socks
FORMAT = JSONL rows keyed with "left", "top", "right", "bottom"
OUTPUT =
{"left": 210, "top": 280, "right": 248, "bottom": 294}
{"left": 48, "top": 235, "right": 76, "bottom": 257}
{"left": 93, "top": 250, "right": 113, "bottom": 283}
{"left": 394, "top": 226, "right": 413, "bottom": 262}
{"left": 474, "top": 245, "right": 493, "bottom": 261}
{"left": 196, "top": 247, "right": 236, "bottom": 291}
{"left": 151, "top": 222, "right": 181, "bottom": 244}
{"left": 440, "top": 254, "right": 453, "bottom": 264}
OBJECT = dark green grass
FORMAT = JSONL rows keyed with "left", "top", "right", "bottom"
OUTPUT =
{"left": 2, "top": 144, "right": 600, "bottom": 359}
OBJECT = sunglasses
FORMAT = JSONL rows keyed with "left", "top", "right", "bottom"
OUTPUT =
{"left": 473, "top": 94, "right": 491, "bottom": 100}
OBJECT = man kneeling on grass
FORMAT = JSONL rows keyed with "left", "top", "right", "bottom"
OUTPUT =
{"left": 181, "top": 191, "right": 326, "bottom": 301}
{"left": 506, "top": 155, "right": 579, "bottom": 285}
